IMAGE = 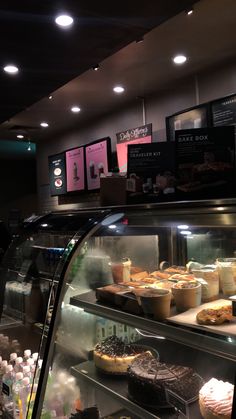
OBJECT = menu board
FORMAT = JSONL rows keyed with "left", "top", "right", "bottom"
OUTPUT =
{"left": 66, "top": 147, "right": 85, "bottom": 192}
{"left": 48, "top": 153, "right": 66, "bottom": 196}
{"left": 116, "top": 124, "right": 152, "bottom": 173}
{"left": 85, "top": 138, "right": 111, "bottom": 190}
{"left": 176, "top": 127, "right": 235, "bottom": 199}
{"left": 166, "top": 106, "right": 209, "bottom": 142}
{"left": 211, "top": 94, "right": 236, "bottom": 127}
{"left": 127, "top": 142, "right": 176, "bottom": 203}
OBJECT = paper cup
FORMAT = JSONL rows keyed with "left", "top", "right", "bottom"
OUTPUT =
{"left": 137, "top": 289, "right": 171, "bottom": 321}
{"left": 172, "top": 283, "right": 201, "bottom": 312}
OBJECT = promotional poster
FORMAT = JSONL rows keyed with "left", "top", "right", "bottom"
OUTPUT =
{"left": 116, "top": 124, "right": 152, "bottom": 172}
{"left": 48, "top": 153, "right": 67, "bottom": 196}
{"left": 127, "top": 142, "right": 176, "bottom": 203}
{"left": 166, "top": 106, "right": 209, "bottom": 142}
{"left": 176, "top": 126, "right": 235, "bottom": 199}
{"left": 85, "top": 138, "right": 111, "bottom": 190}
{"left": 211, "top": 94, "right": 236, "bottom": 128}
{"left": 66, "top": 147, "right": 85, "bottom": 192}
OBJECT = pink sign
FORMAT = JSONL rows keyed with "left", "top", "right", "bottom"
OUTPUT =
{"left": 85, "top": 140, "right": 109, "bottom": 190}
{"left": 66, "top": 147, "right": 85, "bottom": 192}
{"left": 116, "top": 124, "right": 152, "bottom": 172}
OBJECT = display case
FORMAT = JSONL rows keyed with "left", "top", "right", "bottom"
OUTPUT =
{"left": 0, "top": 209, "right": 108, "bottom": 418}
{"left": 1, "top": 201, "right": 236, "bottom": 419}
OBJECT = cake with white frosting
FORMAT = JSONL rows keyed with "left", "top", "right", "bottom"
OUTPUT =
{"left": 199, "top": 378, "right": 234, "bottom": 419}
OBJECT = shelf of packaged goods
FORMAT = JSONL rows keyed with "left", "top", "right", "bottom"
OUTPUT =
{"left": 70, "top": 291, "right": 236, "bottom": 362}
{"left": 71, "top": 361, "right": 201, "bottom": 419}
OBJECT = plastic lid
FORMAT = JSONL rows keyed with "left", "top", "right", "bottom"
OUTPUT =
{"left": 24, "top": 349, "right": 31, "bottom": 358}
{"left": 2, "top": 361, "right": 8, "bottom": 367}
{"left": 10, "top": 353, "right": 17, "bottom": 360}
{"left": 15, "top": 357, "right": 23, "bottom": 364}
{"left": 6, "top": 365, "right": 13, "bottom": 373}
{"left": 32, "top": 352, "right": 38, "bottom": 361}
{"left": 23, "top": 366, "right": 30, "bottom": 373}
{"left": 27, "top": 358, "right": 34, "bottom": 366}
{"left": 22, "top": 377, "right": 30, "bottom": 386}
{"left": 15, "top": 372, "right": 23, "bottom": 381}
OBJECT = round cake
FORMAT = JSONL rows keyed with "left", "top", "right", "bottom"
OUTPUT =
{"left": 127, "top": 352, "right": 201, "bottom": 408}
{"left": 199, "top": 378, "right": 233, "bottom": 419}
{"left": 93, "top": 336, "right": 147, "bottom": 374}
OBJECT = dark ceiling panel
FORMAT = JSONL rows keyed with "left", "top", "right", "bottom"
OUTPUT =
{"left": 0, "top": 0, "right": 197, "bottom": 123}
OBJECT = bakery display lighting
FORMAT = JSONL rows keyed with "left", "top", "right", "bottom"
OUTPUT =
{"left": 173, "top": 54, "right": 187, "bottom": 64}
{"left": 180, "top": 230, "right": 192, "bottom": 235}
{"left": 177, "top": 224, "right": 189, "bottom": 229}
{"left": 113, "top": 86, "right": 125, "bottom": 93}
{"left": 71, "top": 106, "right": 81, "bottom": 113}
{"left": 3, "top": 64, "right": 19, "bottom": 74}
{"left": 17, "top": 134, "right": 24, "bottom": 139}
{"left": 40, "top": 122, "right": 49, "bottom": 127}
{"left": 55, "top": 14, "right": 74, "bottom": 28}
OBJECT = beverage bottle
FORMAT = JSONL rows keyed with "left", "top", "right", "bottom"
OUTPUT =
{"left": 19, "top": 376, "right": 31, "bottom": 418}
{"left": 14, "top": 357, "right": 23, "bottom": 373}
{"left": 12, "top": 372, "right": 23, "bottom": 418}
{"left": 22, "top": 365, "right": 31, "bottom": 380}
{"left": 2, "top": 364, "right": 15, "bottom": 413}
{"left": 34, "top": 359, "right": 43, "bottom": 384}
{"left": 23, "top": 349, "right": 31, "bottom": 363}
{"left": 9, "top": 352, "right": 18, "bottom": 367}
{"left": 0, "top": 361, "right": 8, "bottom": 390}
{"left": 32, "top": 353, "right": 38, "bottom": 363}
{"left": 26, "top": 383, "right": 38, "bottom": 419}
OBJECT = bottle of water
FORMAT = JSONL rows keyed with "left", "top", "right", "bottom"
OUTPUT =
{"left": 32, "top": 353, "right": 38, "bottom": 363}
{"left": 0, "top": 361, "right": 8, "bottom": 389}
{"left": 14, "top": 357, "right": 23, "bottom": 373}
{"left": 19, "top": 376, "right": 31, "bottom": 418}
{"left": 9, "top": 352, "right": 18, "bottom": 367}
{"left": 2, "top": 364, "right": 15, "bottom": 413}
{"left": 22, "top": 365, "right": 31, "bottom": 380}
{"left": 12, "top": 372, "right": 23, "bottom": 418}
{"left": 23, "top": 349, "right": 31, "bottom": 364}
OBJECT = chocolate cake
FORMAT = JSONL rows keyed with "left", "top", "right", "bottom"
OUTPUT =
{"left": 70, "top": 406, "right": 100, "bottom": 419}
{"left": 94, "top": 336, "right": 148, "bottom": 374}
{"left": 127, "top": 352, "right": 201, "bottom": 407}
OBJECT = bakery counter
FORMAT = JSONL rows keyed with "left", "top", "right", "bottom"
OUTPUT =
{"left": 70, "top": 291, "right": 236, "bottom": 362}
{"left": 71, "top": 361, "right": 200, "bottom": 419}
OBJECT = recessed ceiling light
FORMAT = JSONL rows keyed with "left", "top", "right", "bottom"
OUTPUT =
{"left": 113, "top": 86, "right": 125, "bottom": 93}
{"left": 186, "top": 7, "right": 194, "bottom": 15}
{"left": 17, "top": 134, "right": 24, "bottom": 139}
{"left": 55, "top": 14, "right": 74, "bottom": 28}
{"left": 3, "top": 64, "right": 19, "bottom": 74}
{"left": 40, "top": 122, "right": 49, "bottom": 127}
{"left": 180, "top": 230, "right": 192, "bottom": 235}
{"left": 173, "top": 55, "right": 187, "bottom": 64}
{"left": 177, "top": 224, "right": 189, "bottom": 230}
{"left": 92, "top": 64, "right": 99, "bottom": 71}
{"left": 48, "top": 95, "right": 53, "bottom": 100}
{"left": 71, "top": 106, "right": 81, "bottom": 113}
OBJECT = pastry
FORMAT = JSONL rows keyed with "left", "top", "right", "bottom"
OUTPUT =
{"left": 193, "top": 268, "right": 219, "bottom": 302}
{"left": 164, "top": 266, "right": 187, "bottom": 275}
{"left": 127, "top": 352, "right": 201, "bottom": 407}
{"left": 150, "top": 271, "right": 171, "bottom": 280}
{"left": 93, "top": 336, "right": 147, "bottom": 374}
{"left": 199, "top": 378, "right": 233, "bottom": 419}
{"left": 169, "top": 273, "right": 195, "bottom": 282}
{"left": 96, "top": 284, "right": 128, "bottom": 305}
{"left": 196, "top": 305, "right": 232, "bottom": 325}
{"left": 130, "top": 271, "right": 149, "bottom": 281}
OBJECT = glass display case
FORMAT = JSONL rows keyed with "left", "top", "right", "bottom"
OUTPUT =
{"left": 1, "top": 201, "right": 236, "bottom": 419}
{"left": 0, "top": 209, "right": 108, "bottom": 418}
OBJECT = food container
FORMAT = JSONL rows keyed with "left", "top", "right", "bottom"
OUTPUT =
{"left": 172, "top": 281, "right": 201, "bottom": 312}
{"left": 134, "top": 288, "right": 171, "bottom": 321}
{"left": 216, "top": 259, "right": 236, "bottom": 296}
{"left": 192, "top": 268, "right": 219, "bottom": 302}
{"left": 109, "top": 258, "right": 131, "bottom": 284}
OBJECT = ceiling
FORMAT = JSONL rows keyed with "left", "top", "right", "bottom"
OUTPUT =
{"left": 0, "top": 0, "right": 196, "bottom": 124}
{"left": 1, "top": 0, "right": 236, "bottom": 143}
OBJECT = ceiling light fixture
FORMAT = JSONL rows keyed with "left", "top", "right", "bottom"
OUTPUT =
{"left": 17, "top": 134, "right": 24, "bottom": 139}
{"left": 92, "top": 64, "right": 99, "bottom": 71}
{"left": 3, "top": 64, "right": 19, "bottom": 74}
{"left": 186, "top": 7, "right": 194, "bottom": 15}
{"left": 55, "top": 14, "right": 74, "bottom": 28}
{"left": 40, "top": 122, "right": 49, "bottom": 127}
{"left": 136, "top": 36, "right": 144, "bottom": 44}
{"left": 71, "top": 106, "right": 81, "bottom": 113}
{"left": 27, "top": 141, "right": 31, "bottom": 152}
{"left": 49, "top": 95, "right": 53, "bottom": 100}
{"left": 113, "top": 86, "right": 125, "bottom": 94}
{"left": 173, "top": 54, "right": 187, "bottom": 65}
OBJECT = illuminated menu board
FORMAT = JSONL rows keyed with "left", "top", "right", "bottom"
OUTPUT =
{"left": 66, "top": 147, "right": 85, "bottom": 192}
{"left": 48, "top": 153, "right": 66, "bottom": 196}
{"left": 85, "top": 138, "right": 111, "bottom": 190}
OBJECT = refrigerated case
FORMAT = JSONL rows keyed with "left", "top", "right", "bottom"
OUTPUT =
{"left": 0, "top": 209, "right": 109, "bottom": 418}
{"left": 1, "top": 201, "right": 236, "bottom": 418}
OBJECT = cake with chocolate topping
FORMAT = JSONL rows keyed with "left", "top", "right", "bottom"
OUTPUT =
{"left": 127, "top": 352, "right": 201, "bottom": 407}
{"left": 93, "top": 336, "right": 147, "bottom": 374}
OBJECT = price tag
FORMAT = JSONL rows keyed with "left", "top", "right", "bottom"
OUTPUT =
{"left": 165, "top": 389, "right": 190, "bottom": 419}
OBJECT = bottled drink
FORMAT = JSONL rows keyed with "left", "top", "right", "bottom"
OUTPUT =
{"left": 9, "top": 352, "right": 18, "bottom": 367}
{"left": 14, "top": 357, "right": 23, "bottom": 373}
{"left": 12, "top": 372, "right": 23, "bottom": 418}
{"left": 2, "top": 364, "right": 15, "bottom": 413}
{"left": 22, "top": 365, "right": 31, "bottom": 380}
{"left": 23, "top": 349, "right": 31, "bottom": 363}
{"left": 32, "top": 353, "right": 38, "bottom": 363}
{"left": 19, "top": 376, "right": 31, "bottom": 418}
